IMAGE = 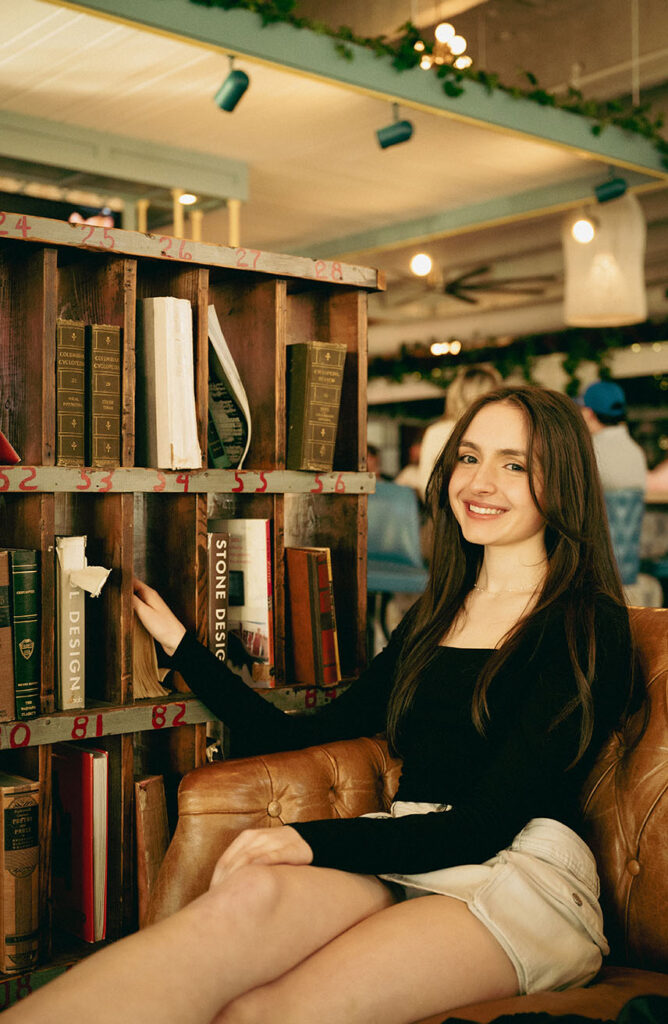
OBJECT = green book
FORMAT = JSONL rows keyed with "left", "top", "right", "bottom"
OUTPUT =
{"left": 56, "top": 319, "right": 86, "bottom": 467}
{"left": 286, "top": 341, "right": 346, "bottom": 472}
{"left": 87, "top": 324, "right": 122, "bottom": 468}
{"left": 8, "top": 550, "right": 40, "bottom": 721}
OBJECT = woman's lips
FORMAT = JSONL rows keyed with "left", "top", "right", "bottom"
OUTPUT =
{"left": 464, "top": 501, "right": 506, "bottom": 517}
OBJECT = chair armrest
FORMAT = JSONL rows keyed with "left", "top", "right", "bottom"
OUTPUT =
{"left": 146, "top": 736, "right": 401, "bottom": 925}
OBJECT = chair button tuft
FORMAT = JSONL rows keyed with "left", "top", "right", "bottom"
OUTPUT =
{"left": 328, "top": 790, "right": 337, "bottom": 804}
{"left": 626, "top": 859, "right": 641, "bottom": 876}
{"left": 267, "top": 800, "right": 282, "bottom": 817}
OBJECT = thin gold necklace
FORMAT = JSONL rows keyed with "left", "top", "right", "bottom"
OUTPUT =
{"left": 472, "top": 581, "right": 542, "bottom": 594}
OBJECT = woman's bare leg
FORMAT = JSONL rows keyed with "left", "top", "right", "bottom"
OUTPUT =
{"left": 6, "top": 865, "right": 396, "bottom": 1024}
{"left": 218, "top": 894, "right": 519, "bottom": 1024}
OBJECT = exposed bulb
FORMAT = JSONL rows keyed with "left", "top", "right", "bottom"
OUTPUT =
{"left": 410, "top": 253, "right": 433, "bottom": 277}
{"left": 572, "top": 217, "right": 596, "bottom": 244}
{"left": 435, "top": 22, "right": 455, "bottom": 43}
{"left": 449, "top": 34, "right": 467, "bottom": 56}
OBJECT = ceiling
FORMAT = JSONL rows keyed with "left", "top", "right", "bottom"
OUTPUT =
{"left": 0, "top": 0, "right": 666, "bottom": 355}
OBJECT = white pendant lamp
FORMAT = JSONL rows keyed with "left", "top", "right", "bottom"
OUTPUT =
{"left": 562, "top": 190, "right": 647, "bottom": 327}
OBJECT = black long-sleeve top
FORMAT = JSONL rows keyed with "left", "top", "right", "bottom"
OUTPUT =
{"left": 171, "top": 595, "right": 634, "bottom": 876}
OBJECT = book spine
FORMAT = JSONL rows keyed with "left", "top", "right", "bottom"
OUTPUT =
{"left": 87, "top": 324, "right": 122, "bottom": 468}
{"left": 315, "top": 550, "right": 341, "bottom": 686}
{"left": 0, "top": 552, "right": 16, "bottom": 723}
{"left": 207, "top": 533, "right": 229, "bottom": 663}
{"left": 8, "top": 551, "right": 40, "bottom": 721}
{"left": 286, "top": 343, "right": 346, "bottom": 472}
{"left": 134, "top": 775, "right": 169, "bottom": 929}
{"left": 56, "top": 537, "right": 86, "bottom": 711}
{"left": 0, "top": 781, "right": 40, "bottom": 973}
{"left": 56, "top": 319, "right": 86, "bottom": 467}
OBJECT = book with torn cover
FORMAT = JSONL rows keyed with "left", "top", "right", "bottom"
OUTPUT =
{"left": 207, "top": 305, "right": 251, "bottom": 469}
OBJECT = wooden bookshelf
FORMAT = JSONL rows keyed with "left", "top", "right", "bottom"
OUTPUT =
{"left": 0, "top": 213, "right": 379, "bottom": 982}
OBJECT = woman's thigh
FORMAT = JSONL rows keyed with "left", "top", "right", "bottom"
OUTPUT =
{"left": 218, "top": 893, "right": 519, "bottom": 1024}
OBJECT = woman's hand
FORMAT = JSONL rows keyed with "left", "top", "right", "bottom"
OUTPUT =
{"left": 132, "top": 579, "right": 186, "bottom": 657}
{"left": 210, "top": 826, "right": 313, "bottom": 888}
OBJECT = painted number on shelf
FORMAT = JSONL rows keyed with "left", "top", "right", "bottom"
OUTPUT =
{"left": 305, "top": 688, "right": 317, "bottom": 709}
{"left": 80, "top": 225, "right": 115, "bottom": 249}
{"left": 235, "top": 248, "right": 261, "bottom": 269}
{"left": 310, "top": 474, "right": 323, "bottom": 494}
{"left": 18, "top": 467, "right": 38, "bottom": 490}
{"left": 232, "top": 471, "right": 244, "bottom": 492}
{"left": 254, "top": 471, "right": 267, "bottom": 493}
{"left": 176, "top": 472, "right": 190, "bottom": 493}
{"left": 314, "top": 260, "right": 343, "bottom": 282}
{"left": 0, "top": 469, "right": 9, "bottom": 491}
{"left": 0, "top": 213, "right": 32, "bottom": 238}
{"left": 76, "top": 469, "right": 92, "bottom": 491}
{"left": 2, "top": 722, "right": 32, "bottom": 748}
{"left": 0, "top": 975, "right": 33, "bottom": 1006}
{"left": 335, "top": 474, "right": 346, "bottom": 493}
{"left": 152, "top": 702, "right": 186, "bottom": 729}
{"left": 158, "top": 237, "right": 193, "bottom": 260}
{"left": 70, "top": 715, "right": 104, "bottom": 740}
{"left": 153, "top": 471, "right": 166, "bottom": 492}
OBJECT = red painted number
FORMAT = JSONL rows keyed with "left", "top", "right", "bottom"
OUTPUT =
{"left": 99, "top": 471, "right": 114, "bottom": 493}
{"left": 153, "top": 471, "right": 166, "bottom": 492}
{"left": 176, "top": 472, "right": 190, "bottom": 493}
{"left": 331, "top": 262, "right": 343, "bottom": 281}
{"left": 14, "top": 216, "right": 30, "bottom": 239}
{"left": 254, "top": 470, "right": 268, "bottom": 493}
{"left": 76, "top": 469, "right": 92, "bottom": 491}
{"left": 101, "top": 226, "right": 115, "bottom": 249}
{"left": 178, "top": 240, "right": 193, "bottom": 260}
{"left": 9, "top": 723, "right": 31, "bottom": 748}
{"left": 81, "top": 225, "right": 95, "bottom": 244}
{"left": 305, "top": 688, "right": 317, "bottom": 709}
{"left": 310, "top": 473, "right": 323, "bottom": 494}
{"left": 95, "top": 714, "right": 104, "bottom": 737}
{"left": 16, "top": 976, "right": 33, "bottom": 1000}
{"left": 335, "top": 473, "right": 346, "bottom": 493}
{"left": 18, "top": 467, "right": 38, "bottom": 491}
{"left": 0, "top": 470, "right": 9, "bottom": 492}
{"left": 172, "top": 702, "right": 186, "bottom": 726}
{"left": 152, "top": 705, "right": 167, "bottom": 729}
{"left": 158, "top": 236, "right": 173, "bottom": 257}
{"left": 236, "top": 248, "right": 261, "bottom": 269}
{"left": 315, "top": 260, "right": 327, "bottom": 280}
{"left": 232, "top": 471, "right": 244, "bottom": 492}
{"left": 71, "top": 716, "right": 89, "bottom": 740}
{"left": 0, "top": 212, "right": 6, "bottom": 237}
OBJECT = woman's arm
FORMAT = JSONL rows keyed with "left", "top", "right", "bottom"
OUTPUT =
{"left": 133, "top": 579, "right": 403, "bottom": 756}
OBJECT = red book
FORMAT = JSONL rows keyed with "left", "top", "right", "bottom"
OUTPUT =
{"left": 286, "top": 547, "right": 341, "bottom": 687}
{"left": 52, "top": 744, "right": 108, "bottom": 943}
{"left": 0, "top": 428, "right": 20, "bottom": 465}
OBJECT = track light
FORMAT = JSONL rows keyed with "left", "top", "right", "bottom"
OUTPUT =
{"left": 214, "top": 56, "right": 249, "bottom": 112}
{"left": 594, "top": 176, "right": 627, "bottom": 204}
{"left": 376, "top": 103, "right": 414, "bottom": 150}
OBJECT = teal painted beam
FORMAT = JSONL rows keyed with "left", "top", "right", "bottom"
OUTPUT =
{"left": 292, "top": 171, "right": 658, "bottom": 259}
{"left": 0, "top": 109, "right": 248, "bottom": 201}
{"left": 67, "top": 0, "right": 668, "bottom": 178}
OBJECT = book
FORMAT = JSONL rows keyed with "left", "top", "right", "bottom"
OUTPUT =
{"left": 134, "top": 775, "right": 169, "bottom": 929}
{"left": 207, "top": 518, "right": 274, "bottom": 687}
{"left": 136, "top": 296, "right": 202, "bottom": 470}
{"left": 0, "top": 428, "right": 20, "bottom": 465}
{"left": 7, "top": 550, "right": 40, "bottom": 721}
{"left": 0, "top": 551, "right": 16, "bottom": 723}
{"left": 286, "top": 547, "right": 341, "bottom": 687}
{"left": 132, "top": 614, "right": 170, "bottom": 699}
{"left": 0, "top": 773, "right": 40, "bottom": 974}
{"left": 52, "top": 743, "right": 108, "bottom": 944}
{"left": 56, "top": 536, "right": 86, "bottom": 711}
{"left": 207, "top": 531, "right": 230, "bottom": 663}
{"left": 207, "top": 305, "right": 251, "bottom": 469}
{"left": 87, "top": 324, "right": 122, "bottom": 468}
{"left": 56, "top": 319, "right": 86, "bottom": 467}
{"left": 286, "top": 341, "right": 347, "bottom": 472}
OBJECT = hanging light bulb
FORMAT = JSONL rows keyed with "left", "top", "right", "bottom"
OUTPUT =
{"left": 410, "top": 253, "right": 433, "bottom": 277}
{"left": 449, "top": 35, "right": 467, "bottom": 56}
{"left": 435, "top": 22, "right": 455, "bottom": 43}
{"left": 454, "top": 55, "right": 473, "bottom": 69}
{"left": 572, "top": 217, "right": 596, "bottom": 244}
{"left": 413, "top": 40, "right": 425, "bottom": 52}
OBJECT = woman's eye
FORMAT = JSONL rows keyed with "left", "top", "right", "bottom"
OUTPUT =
{"left": 458, "top": 453, "right": 477, "bottom": 464}
{"left": 506, "top": 462, "right": 526, "bottom": 472}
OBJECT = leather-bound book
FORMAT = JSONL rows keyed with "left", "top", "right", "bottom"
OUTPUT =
{"left": 56, "top": 319, "right": 86, "bottom": 467}
{"left": 0, "top": 773, "right": 40, "bottom": 973}
{"left": 87, "top": 324, "right": 122, "bottom": 468}
{"left": 7, "top": 549, "right": 40, "bottom": 721}
{"left": 286, "top": 546, "right": 341, "bottom": 687}
{"left": 286, "top": 341, "right": 346, "bottom": 472}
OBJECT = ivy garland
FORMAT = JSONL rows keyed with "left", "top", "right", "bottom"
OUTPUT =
{"left": 190, "top": 0, "right": 667, "bottom": 165}
{"left": 367, "top": 321, "right": 668, "bottom": 397}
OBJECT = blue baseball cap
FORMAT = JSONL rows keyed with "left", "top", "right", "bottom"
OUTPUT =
{"left": 578, "top": 381, "right": 626, "bottom": 418}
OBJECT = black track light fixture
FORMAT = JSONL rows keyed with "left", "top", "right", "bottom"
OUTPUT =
{"left": 594, "top": 176, "right": 627, "bottom": 204}
{"left": 214, "top": 56, "right": 249, "bottom": 112}
{"left": 376, "top": 103, "right": 414, "bottom": 149}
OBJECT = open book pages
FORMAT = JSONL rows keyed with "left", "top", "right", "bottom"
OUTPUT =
{"left": 207, "top": 305, "right": 251, "bottom": 469}
{"left": 132, "top": 615, "right": 170, "bottom": 699}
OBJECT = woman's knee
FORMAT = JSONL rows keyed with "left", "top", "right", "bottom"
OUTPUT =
{"left": 205, "top": 864, "right": 285, "bottom": 930}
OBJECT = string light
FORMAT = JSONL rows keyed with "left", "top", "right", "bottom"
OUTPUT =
{"left": 414, "top": 20, "right": 472, "bottom": 71}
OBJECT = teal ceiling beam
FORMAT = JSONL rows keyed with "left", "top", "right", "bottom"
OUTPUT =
{"left": 0, "top": 109, "right": 248, "bottom": 201}
{"left": 291, "top": 171, "right": 658, "bottom": 259}
{"left": 67, "top": 0, "right": 668, "bottom": 178}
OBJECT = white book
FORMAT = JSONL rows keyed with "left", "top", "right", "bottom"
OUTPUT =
{"left": 56, "top": 535, "right": 86, "bottom": 711}
{"left": 207, "top": 305, "right": 251, "bottom": 469}
{"left": 137, "top": 297, "right": 202, "bottom": 470}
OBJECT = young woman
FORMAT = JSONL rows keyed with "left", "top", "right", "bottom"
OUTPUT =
{"left": 13, "top": 385, "right": 640, "bottom": 1024}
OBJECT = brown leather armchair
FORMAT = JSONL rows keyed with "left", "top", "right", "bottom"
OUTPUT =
{"left": 147, "top": 606, "right": 668, "bottom": 1023}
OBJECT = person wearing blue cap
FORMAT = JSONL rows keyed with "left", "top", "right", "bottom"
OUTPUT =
{"left": 578, "top": 380, "right": 646, "bottom": 491}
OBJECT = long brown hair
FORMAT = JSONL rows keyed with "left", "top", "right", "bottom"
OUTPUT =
{"left": 386, "top": 384, "right": 626, "bottom": 762}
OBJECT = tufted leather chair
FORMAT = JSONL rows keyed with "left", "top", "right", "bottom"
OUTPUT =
{"left": 147, "top": 606, "right": 668, "bottom": 1023}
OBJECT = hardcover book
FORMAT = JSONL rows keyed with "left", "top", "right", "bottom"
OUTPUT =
{"left": 56, "top": 536, "right": 86, "bottom": 711}
{"left": 207, "top": 532, "right": 230, "bottom": 664}
{"left": 52, "top": 743, "right": 108, "bottom": 944}
{"left": 56, "top": 319, "right": 86, "bottom": 467}
{"left": 0, "top": 773, "right": 39, "bottom": 974}
{"left": 7, "top": 549, "right": 40, "bottom": 721}
{"left": 0, "top": 428, "right": 20, "bottom": 466}
{"left": 0, "top": 551, "right": 16, "bottom": 722}
{"left": 136, "top": 297, "right": 202, "bottom": 470}
{"left": 135, "top": 775, "right": 169, "bottom": 929}
{"left": 286, "top": 341, "right": 347, "bottom": 472}
{"left": 286, "top": 547, "right": 341, "bottom": 687}
{"left": 207, "top": 518, "right": 274, "bottom": 687}
{"left": 87, "top": 324, "right": 122, "bottom": 468}
{"left": 207, "top": 305, "right": 251, "bottom": 469}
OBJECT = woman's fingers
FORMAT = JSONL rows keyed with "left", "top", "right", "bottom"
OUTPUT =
{"left": 211, "top": 827, "right": 313, "bottom": 887}
{"left": 132, "top": 578, "right": 186, "bottom": 655}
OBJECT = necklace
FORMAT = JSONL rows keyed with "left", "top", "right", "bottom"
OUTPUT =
{"left": 472, "top": 581, "right": 542, "bottom": 595}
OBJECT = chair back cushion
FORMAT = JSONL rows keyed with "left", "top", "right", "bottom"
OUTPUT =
{"left": 580, "top": 606, "right": 668, "bottom": 970}
{"left": 367, "top": 479, "right": 425, "bottom": 568}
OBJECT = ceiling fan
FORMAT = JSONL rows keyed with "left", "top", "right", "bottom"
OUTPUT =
{"left": 384, "top": 263, "right": 558, "bottom": 307}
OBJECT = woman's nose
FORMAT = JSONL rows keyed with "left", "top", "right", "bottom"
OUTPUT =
{"left": 470, "top": 462, "right": 496, "bottom": 492}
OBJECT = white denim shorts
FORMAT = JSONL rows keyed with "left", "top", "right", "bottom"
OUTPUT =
{"left": 367, "top": 803, "right": 609, "bottom": 995}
